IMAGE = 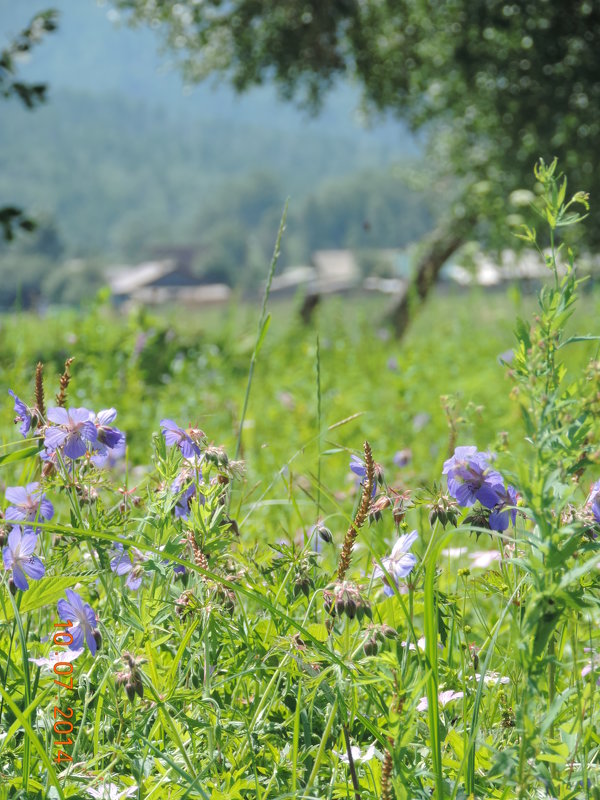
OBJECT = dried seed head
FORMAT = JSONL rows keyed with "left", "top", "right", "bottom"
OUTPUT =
{"left": 56, "top": 357, "right": 75, "bottom": 408}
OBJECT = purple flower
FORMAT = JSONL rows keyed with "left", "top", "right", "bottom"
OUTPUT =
{"left": 44, "top": 407, "right": 97, "bottom": 459}
{"left": 5, "top": 482, "right": 54, "bottom": 533}
{"left": 2, "top": 527, "right": 45, "bottom": 591}
{"left": 8, "top": 389, "right": 32, "bottom": 436}
{"left": 57, "top": 589, "right": 99, "bottom": 656}
{"left": 160, "top": 419, "right": 201, "bottom": 459}
{"left": 443, "top": 446, "right": 504, "bottom": 509}
{"left": 91, "top": 408, "right": 126, "bottom": 449}
{"left": 374, "top": 530, "right": 418, "bottom": 596}
{"left": 393, "top": 448, "right": 412, "bottom": 468}
{"left": 89, "top": 409, "right": 126, "bottom": 466}
{"left": 489, "top": 485, "right": 518, "bottom": 532}
{"left": 586, "top": 480, "right": 600, "bottom": 525}
{"left": 349, "top": 455, "right": 377, "bottom": 497}
{"left": 110, "top": 544, "right": 147, "bottom": 591}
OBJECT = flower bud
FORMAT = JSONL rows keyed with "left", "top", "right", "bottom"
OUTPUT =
{"left": 125, "top": 681, "right": 136, "bottom": 702}
{"left": 381, "top": 624, "right": 397, "bottom": 639}
{"left": 134, "top": 676, "right": 144, "bottom": 699}
{"left": 363, "top": 637, "right": 378, "bottom": 656}
{"left": 93, "top": 630, "right": 102, "bottom": 652}
{"left": 323, "top": 590, "right": 335, "bottom": 616}
{"left": 315, "top": 524, "right": 333, "bottom": 544}
{"left": 344, "top": 596, "right": 357, "bottom": 619}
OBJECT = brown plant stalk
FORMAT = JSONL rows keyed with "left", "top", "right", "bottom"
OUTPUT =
{"left": 381, "top": 739, "right": 394, "bottom": 800}
{"left": 56, "top": 357, "right": 75, "bottom": 407}
{"left": 337, "top": 441, "right": 375, "bottom": 582}
{"left": 34, "top": 361, "right": 46, "bottom": 422}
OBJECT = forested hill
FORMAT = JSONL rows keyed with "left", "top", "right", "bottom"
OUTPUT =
{"left": 0, "top": 1, "right": 429, "bottom": 305}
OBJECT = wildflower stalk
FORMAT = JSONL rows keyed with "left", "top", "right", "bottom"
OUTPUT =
{"left": 381, "top": 741, "right": 394, "bottom": 800}
{"left": 235, "top": 202, "right": 287, "bottom": 460}
{"left": 337, "top": 441, "right": 374, "bottom": 582}
{"left": 34, "top": 361, "right": 45, "bottom": 422}
{"left": 56, "top": 356, "right": 74, "bottom": 407}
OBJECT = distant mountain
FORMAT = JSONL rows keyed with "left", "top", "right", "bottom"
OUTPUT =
{"left": 0, "top": 0, "right": 428, "bottom": 306}
{"left": 0, "top": 0, "right": 416, "bottom": 145}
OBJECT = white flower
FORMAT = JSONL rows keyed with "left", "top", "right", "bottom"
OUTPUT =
{"left": 30, "top": 648, "right": 84, "bottom": 673}
{"left": 333, "top": 742, "right": 379, "bottom": 764}
{"left": 441, "top": 547, "right": 468, "bottom": 559}
{"left": 416, "top": 690, "right": 464, "bottom": 712}
{"left": 473, "top": 671, "right": 510, "bottom": 685}
{"left": 87, "top": 785, "right": 136, "bottom": 800}
{"left": 469, "top": 550, "right": 501, "bottom": 568}
{"left": 374, "top": 530, "right": 418, "bottom": 596}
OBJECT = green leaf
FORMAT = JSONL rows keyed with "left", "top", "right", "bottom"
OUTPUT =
{"left": 0, "top": 444, "right": 39, "bottom": 466}
{"left": 0, "top": 575, "right": 85, "bottom": 621}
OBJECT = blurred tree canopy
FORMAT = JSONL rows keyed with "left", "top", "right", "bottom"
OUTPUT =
{"left": 0, "top": 9, "right": 57, "bottom": 241}
{"left": 116, "top": 0, "right": 600, "bottom": 331}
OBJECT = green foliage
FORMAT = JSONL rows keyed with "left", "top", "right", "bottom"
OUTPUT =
{"left": 1, "top": 163, "right": 600, "bottom": 798}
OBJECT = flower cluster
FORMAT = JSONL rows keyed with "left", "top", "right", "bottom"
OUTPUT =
{"left": 43, "top": 406, "right": 125, "bottom": 464}
{"left": 443, "top": 446, "right": 517, "bottom": 533}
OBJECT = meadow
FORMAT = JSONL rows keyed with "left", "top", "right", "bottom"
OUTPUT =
{"left": 1, "top": 164, "right": 600, "bottom": 799}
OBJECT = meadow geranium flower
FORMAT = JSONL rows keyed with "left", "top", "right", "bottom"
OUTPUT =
{"left": 57, "top": 589, "right": 100, "bottom": 656}
{"left": 8, "top": 389, "right": 32, "bottom": 436}
{"left": 349, "top": 455, "right": 377, "bottom": 496}
{"left": 443, "top": 446, "right": 504, "bottom": 508}
{"left": 416, "top": 689, "right": 464, "bottom": 712}
{"left": 30, "top": 648, "right": 84, "bottom": 673}
{"left": 489, "top": 484, "right": 518, "bottom": 532}
{"left": 160, "top": 418, "right": 201, "bottom": 458}
{"left": 374, "top": 530, "right": 418, "bottom": 596}
{"left": 90, "top": 408, "right": 126, "bottom": 465}
{"left": 586, "top": 479, "right": 600, "bottom": 525}
{"left": 110, "top": 543, "right": 148, "bottom": 590}
{"left": 393, "top": 448, "right": 412, "bottom": 468}
{"left": 87, "top": 785, "right": 136, "bottom": 800}
{"left": 44, "top": 407, "right": 97, "bottom": 459}
{"left": 2, "top": 527, "right": 45, "bottom": 590}
{"left": 5, "top": 482, "right": 54, "bottom": 532}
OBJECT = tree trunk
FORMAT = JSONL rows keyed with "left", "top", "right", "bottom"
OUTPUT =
{"left": 388, "top": 222, "right": 467, "bottom": 338}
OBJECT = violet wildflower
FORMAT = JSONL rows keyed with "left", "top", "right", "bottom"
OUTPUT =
{"left": 110, "top": 544, "right": 147, "bottom": 591}
{"left": 393, "top": 448, "right": 412, "bottom": 468}
{"left": 8, "top": 389, "right": 32, "bottom": 436}
{"left": 174, "top": 483, "right": 202, "bottom": 519}
{"left": 2, "top": 527, "right": 45, "bottom": 591}
{"left": 443, "top": 446, "right": 504, "bottom": 508}
{"left": 374, "top": 530, "right": 418, "bottom": 596}
{"left": 349, "top": 454, "right": 377, "bottom": 496}
{"left": 44, "top": 407, "right": 97, "bottom": 459}
{"left": 57, "top": 589, "right": 100, "bottom": 656}
{"left": 89, "top": 409, "right": 126, "bottom": 465}
{"left": 586, "top": 479, "right": 600, "bottom": 525}
{"left": 5, "top": 482, "right": 54, "bottom": 533}
{"left": 92, "top": 437, "right": 126, "bottom": 468}
{"left": 160, "top": 418, "right": 201, "bottom": 459}
{"left": 489, "top": 484, "right": 518, "bottom": 532}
